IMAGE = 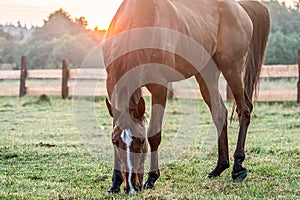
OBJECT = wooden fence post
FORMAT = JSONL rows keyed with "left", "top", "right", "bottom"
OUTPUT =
{"left": 19, "top": 56, "right": 27, "bottom": 97}
{"left": 62, "top": 60, "right": 69, "bottom": 99}
{"left": 297, "top": 49, "right": 300, "bottom": 106}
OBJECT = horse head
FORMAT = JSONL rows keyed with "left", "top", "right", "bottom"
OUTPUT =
{"left": 106, "top": 97, "right": 148, "bottom": 194}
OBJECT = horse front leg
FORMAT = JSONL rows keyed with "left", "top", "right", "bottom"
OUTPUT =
{"left": 144, "top": 133, "right": 162, "bottom": 189}
{"left": 144, "top": 84, "right": 167, "bottom": 189}
{"left": 107, "top": 149, "right": 123, "bottom": 195}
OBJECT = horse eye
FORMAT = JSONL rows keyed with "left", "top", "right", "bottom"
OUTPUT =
{"left": 112, "top": 136, "right": 119, "bottom": 146}
{"left": 114, "top": 140, "right": 119, "bottom": 146}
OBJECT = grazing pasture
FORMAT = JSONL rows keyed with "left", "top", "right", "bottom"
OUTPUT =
{"left": 0, "top": 96, "right": 299, "bottom": 199}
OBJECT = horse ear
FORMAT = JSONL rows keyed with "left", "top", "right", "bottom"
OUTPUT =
{"left": 106, "top": 98, "right": 113, "bottom": 117}
{"left": 136, "top": 97, "right": 146, "bottom": 118}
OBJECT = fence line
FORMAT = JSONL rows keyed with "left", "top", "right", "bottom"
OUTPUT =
{"left": 0, "top": 54, "right": 300, "bottom": 103}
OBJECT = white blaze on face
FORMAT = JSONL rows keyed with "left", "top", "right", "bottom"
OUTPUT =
{"left": 121, "top": 129, "right": 135, "bottom": 195}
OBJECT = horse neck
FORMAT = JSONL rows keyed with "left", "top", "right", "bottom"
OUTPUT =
{"left": 128, "top": 89, "right": 142, "bottom": 111}
{"left": 107, "top": 72, "right": 142, "bottom": 112}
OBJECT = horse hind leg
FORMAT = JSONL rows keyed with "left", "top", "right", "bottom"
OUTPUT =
{"left": 195, "top": 63, "right": 229, "bottom": 178}
{"left": 219, "top": 58, "right": 252, "bottom": 181}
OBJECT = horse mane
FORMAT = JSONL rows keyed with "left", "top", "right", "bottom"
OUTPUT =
{"left": 239, "top": 1, "right": 270, "bottom": 100}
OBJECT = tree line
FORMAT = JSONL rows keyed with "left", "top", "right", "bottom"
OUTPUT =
{"left": 0, "top": 9, "right": 105, "bottom": 69}
{"left": 264, "top": 0, "right": 300, "bottom": 64}
{"left": 0, "top": 1, "right": 300, "bottom": 69}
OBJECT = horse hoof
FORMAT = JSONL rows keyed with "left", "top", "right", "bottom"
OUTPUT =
{"left": 143, "top": 181, "right": 154, "bottom": 190}
{"left": 106, "top": 191, "right": 114, "bottom": 196}
{"left": 107, "top": 187, "right": 120, "bottom": 196}
{"left": 232, "top": 170, "right": 248, "bottom": 181}
{"left": 206, "top": 173, "right": 219, "bottom": 179}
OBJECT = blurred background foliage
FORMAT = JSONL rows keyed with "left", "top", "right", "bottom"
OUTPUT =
{"left": 0, "top": 1, "right": 300, "bottom": 69}
{"left": 0, "top": 9, "right": 105, "bottom": 69}
{"left": 264, "top": 0, "right": 300, "bottom": 64}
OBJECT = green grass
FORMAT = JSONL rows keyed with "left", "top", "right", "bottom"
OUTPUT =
{"left": 0, "top": 96, "right": 299, "bottom": 199}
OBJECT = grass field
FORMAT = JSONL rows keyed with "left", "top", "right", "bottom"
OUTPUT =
{"left": 0, "top": 96, "right": 299, "bottom": 199}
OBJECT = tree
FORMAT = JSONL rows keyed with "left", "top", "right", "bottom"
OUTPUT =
{"left": 75, "top": 16, "right": 89, "bottom": 29}
{"left": 24, "top": 8, "right": 101, "bottom": 69}
{"left": 47, "top": 33, "right": 96, "bottom": 68}
{"left": 0, "top": 36, "right": 16, "bottom": 64}
{"left": 23, "top": 8, "right": 100, "bottom": 68}
{"left": 293, "top": 0, "right": 300, "bottom": 9}
{"left": 263, "top": 0, "right": 300, "bottom": 64}
{"left": 264, "top": 0, "right": 300, "bottom": 34}
{"left": 0, "top": 27, "right": 13, "bottom": 40}
{"left": 265, "top": 31, "right": 300, "bottom": 64}
{"left": 32, "top": 8, "right": 81, "bottom": 41}
{"left": 0, "top": 27, "right": 16, "bottom": 64}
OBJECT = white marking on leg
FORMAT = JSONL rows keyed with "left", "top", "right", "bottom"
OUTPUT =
{"left": 121, "top": 129, "right": 135, "bottom": 195}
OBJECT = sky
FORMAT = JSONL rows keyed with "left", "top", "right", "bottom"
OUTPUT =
{"left": 0, "top": 0, "right": 123, "bottom": 30}
{"left": 0, "top": 0, "right": 296, "bottom": 30}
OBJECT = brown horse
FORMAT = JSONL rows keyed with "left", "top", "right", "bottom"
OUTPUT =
{"left": 103, "top": 0, "right": 270, "bottom": 195}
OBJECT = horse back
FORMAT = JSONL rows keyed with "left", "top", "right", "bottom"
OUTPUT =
{"left": 104, "top": 0, "right": 261, "bottom": 84}
{"left": 106, "top": 0, "right": 219, "bottom": 56}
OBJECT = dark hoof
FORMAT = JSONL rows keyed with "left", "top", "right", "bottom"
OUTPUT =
{"left": 144, "top": 171, "right": 160, "bottom": 190}
{"left": 107, "top": 187, "right": 120, "bottom": 196}
{"left": 206, "top": 164, "right": 229, "bottom": 179}
{"left": 206, "top": 173, "right": 219, "bottom": 179}
{"left": 143, "top": 180, "right": 154, "bottom": 190}
{"left": 232, "top": 169, "right": 248, "bottom": 181}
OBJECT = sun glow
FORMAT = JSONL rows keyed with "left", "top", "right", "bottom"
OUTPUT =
{"left": 0, "top": 0, "right": 123, "bottom": 30}
{"left": 0, "top": 0, "right": 298, "bottom": 30}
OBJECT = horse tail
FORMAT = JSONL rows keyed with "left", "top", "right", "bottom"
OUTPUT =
{"left": 239, "top": 1, "right": 270, "bottom": 100}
